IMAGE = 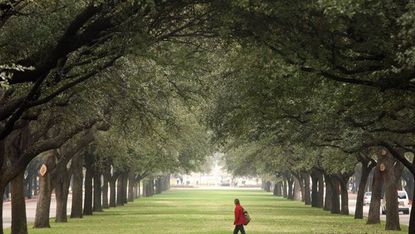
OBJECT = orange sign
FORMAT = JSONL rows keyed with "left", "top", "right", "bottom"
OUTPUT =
{"left": 39, "top": 164, "right": 47, "bottom": 177}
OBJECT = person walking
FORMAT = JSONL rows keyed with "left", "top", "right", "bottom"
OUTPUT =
{"left": 233, "top": 198, "right": 246, "bottom": 234}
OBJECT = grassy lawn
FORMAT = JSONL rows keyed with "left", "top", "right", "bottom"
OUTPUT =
{"left": 6, "top": 189, "right": 407, "bottom": 234}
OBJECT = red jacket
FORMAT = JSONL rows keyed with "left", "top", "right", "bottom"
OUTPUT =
{"left": 234, "top": 204, "right": 246, "bottom": 225}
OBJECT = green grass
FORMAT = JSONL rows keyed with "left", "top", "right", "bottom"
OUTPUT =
{"left": 6, "top": 189, "right": 408, "bottom": 233}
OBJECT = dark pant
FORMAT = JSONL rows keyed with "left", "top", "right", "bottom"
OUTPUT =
{"left": 233, "top": 225, "right": 246, "bottom": 234}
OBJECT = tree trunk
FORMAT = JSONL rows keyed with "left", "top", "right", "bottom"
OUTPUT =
{"left": 324, "top": 174, "right": 332, "bottom": 211}
{"left": 122, "top": 174, "right": 128, "bottom": 203}
{"left": 282, "top": 180, "right": 287, "bottom": 198}
{"left": 117, "top": 175, "right": 124, "bottom": 205}
{"left": 33, "top": 167, "right": 52, "bottom": 228}
{"left": 277, "top": 181, "right": 282, "bottom": 196}
{"left": 318, "top": 174, "right": 324, "bottom": 208}
{"left": 137, "top": 179, "right": 141, "bottom": 198}
{"left": 409, "top": 188, "right": 415, "bottom": 234}
{"left": 338, "top": 175, "right": 350, "bottom": 215}
{"left": 110, "top": 178, "right": 116, "bottom": 207}
{"left": 293, "top": 174, "right": 304, "bottom": 201}
{"left": 287, "top": 177, "right": 294, "bottom": 200}
{"left": 155, "top": 178, "right": 160, "bottom": 194}
{"left": 327, "top": 175, "right": 340, "bottom": 214}
{"left": 70, "top": 153, "right": 83, "bottom": 218}
{"left": 128, "top": 173, "right": 135, "bottom": 202}
{"left": 355, "top": 161, "right": 373, "bottom": 219}
{"left": 329, "top": 175, "right": 340, "bottom": 214}
{"left": 93, "top": 172, "right": 102, "bottom": 212}
{"left": 0, "top": 185, "right": 4, "bottom": 234}
{"left": 165, "top": 175, "right": 170, "bottom": 190}
{"left": 151, "top": 178, "right": 155, "bottom": 195}
{"left": 303, "top": 173, "right": 311, "bottom": 205}
{"left": 293, "top": 177, "right": 302, "bottom": 200}
{"left": 367, "top": 165, "right": 382, "bottom": 224}
{"left": 264, "top": 181, "right": 271, "bottom": 192}
{"left": 142, "top": 180, "right": 147, "bottom": 197}
{"left": 83, "top": 167, "right": 93, "bottom": 215}
{"left": 382, "top": 156, "right": 403, "bottom": 231}
{"left": 273, "top": 182, "right": 278, "bottom": 196}
{"left": 55, "top": 174, "right": 70, "bottom": 222}
{"left": 133, "top": 181, "right": 138, "bottom": 198}
{"left": 11, "top": 171, "right": 28, "bottom": 234}
{"left": 102, "top": 174, "right": 109, "bottom": 209}
{"left": 311, "top": 174, "right": 318, "bottom": 207}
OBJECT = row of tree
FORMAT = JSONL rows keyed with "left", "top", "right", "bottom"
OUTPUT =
{"left": 206, "top": 1, "right": 415, "bottom": 234}
{"left": 0, "top": 1, "right": 218, "bottom": 234}
{"left": 3, "top": 1, "right": 415, "bottom": 234}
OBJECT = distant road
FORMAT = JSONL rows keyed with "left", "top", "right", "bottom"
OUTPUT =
{"left": 348, "top": 193, "right": 409, "bottom": 226}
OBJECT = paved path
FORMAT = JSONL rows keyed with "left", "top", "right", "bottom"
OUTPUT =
{"left": 2, "top": 194, "right": 72, "bottom": 229}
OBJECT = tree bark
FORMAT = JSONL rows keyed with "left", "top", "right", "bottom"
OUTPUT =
{"left": 34, "top": 153, "right": 55, "bottom": 228}
{"left": 109, "top": 177, "right": 117, "bottom": 207}
{"left": 329, "top": 176, "right": 340, "bottom": 214}
{"left": 273, "top": 182, "right": 279, "bottom": 196}
{"left": 83, "top": 166, "right": 93, "bottom": 215}
{"left": 367, "top": 165, "right": 382, "bottom": 224}
{"left": 410, "top": 187, "right": 415, "bottom": 234}
{"left": 324, "top": 174, "right": 340, "bottom": 214}
{"left": 33, "top": 174, "right": 52, "bottom": 228}
{"left": 70, "top": 153, "right": 83, "bottom": 218}
{"left": 318, "top": 174, "right": 324, "bottom": 208}
{"left": 93, "top": 172, "right": 102, "bottom": 212}
{"left": 122, "top": 174, "right": 128, "bottom": 203}
{"left": 382, "top": 155, "right": 402, "bottom": 231}
{"left": 293, "top": 177, "right": 302, "bottom": 200}
{"left": 337, "top": 174, "right": 350, "bottom": 215}
{"left": 11, "top": 171, "right": 28, "bottom": 234}
{"left": 133, "top": 181, "right": 138, "bottom": 198}
{"left": 282, "top": 180, "right": 287, "bottom": 198}
{"left": 102, "top": 174, "right": 109, "bottom": 209}
{"left": 287, "top": 176, "right": 294, "bottom": 200}
{"left": 303, "top": 173, "right": 311, "bottom": 205}
{"left": 277, "top": 181, "right": 282, "bottom": 196}
{"left": 355, "top": 160, "right": 374, "bottom": 219}
{"left": 128, "top": 173, "right": 135, "bottom": 202}
{"left": 117, "top": 175, "right": 124, "bottom": 205}
{"left": 0, "top": 185, "right": 4, "bottom": 233}
{"left": 324, "top": 174, "right": 332, "bottom": 211}
{"left": 311, "top": 173, "right": 319, "bottom": 207}
{"left": 55, "top": 174, "right": 70, "bottom": 222}
{"left": 329, "top": 175, "right": 340, "bottom": 214}
{"left": 264, "top": 181, "right": 271, "bottom": 192}
{"left": 137, "top": 179, "right": 141, "bottom": 198}
{"left": 157, "top": 177, "right": 163, "bottom": 194}
{"left": 142, "top": 180, "right": 147, "bottom": 197}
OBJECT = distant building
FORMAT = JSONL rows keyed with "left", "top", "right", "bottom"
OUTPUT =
{"left": 171, "top": 155, "right": 261, "bottom": 187}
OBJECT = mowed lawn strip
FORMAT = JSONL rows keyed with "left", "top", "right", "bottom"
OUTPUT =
{"left": 5, "top": 189, "right": 407, "bottom": 234}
